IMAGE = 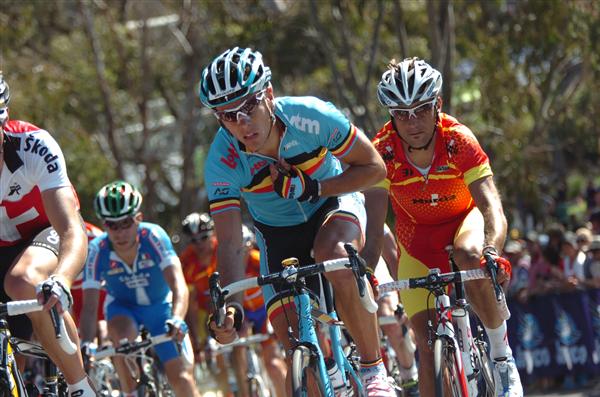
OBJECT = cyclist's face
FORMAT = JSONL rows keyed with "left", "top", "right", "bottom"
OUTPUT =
{"left": 216, "top": 87, "right": 274, "bottom": 152}
{"left": 105, "top": 213, "right": 141, "bottom": 251}
{"left": 391, "top": 97, "right": 440, "bottom": 149}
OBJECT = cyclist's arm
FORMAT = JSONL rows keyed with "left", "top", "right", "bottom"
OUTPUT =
{"left": 469, "top": 175, "right": 508, "bottom": 254}
{"left": 79, "top": 288, "right": 100, "bottom": 343}
{"left": 362, "top": 187, "right": 389, "bottom": 270}
{"left": 163, "top": 259, "right": 189, "bottom": 319}
{"left": 381, "top": 223, "right": 399, "bottom": 279}
{"left": 213, "top": 210, "right": 246, "bottom": 305}
{"left": 320, "top": 130, "right": 386, "bottom": 197}
{"left": 42, "top": 186, "right": 87, "bottom": 286}
{"left": 185, "top": 289, "right": 200, "bottom": 345}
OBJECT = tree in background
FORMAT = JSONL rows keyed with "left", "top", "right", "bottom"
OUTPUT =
{"left": 1, "top": 0, "right": 598, "bottom": 232}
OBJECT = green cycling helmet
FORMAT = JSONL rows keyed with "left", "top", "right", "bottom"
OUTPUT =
{"left": 94, "top": 181, "right": 143, "bottom": 221}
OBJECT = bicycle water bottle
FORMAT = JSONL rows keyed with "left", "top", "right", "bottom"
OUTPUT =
{"left": 325, "top": 358, "right": 347, "bottom": 396}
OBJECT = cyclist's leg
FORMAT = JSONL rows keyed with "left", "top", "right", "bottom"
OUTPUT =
{"left": 254, "top": 307, "right": 286, "bottom": 397}
{"left": 375, "top": 255, "right": 417, "bottom": 379}
{"left": 453, "top": 208, "right": 522, "bottom": 394}
{"left": 105, "top": 301, "right": 141, "bottom": 394}
{"left": 396, "top": 245, "right": 439, "bottom": 397}
{"left": 146, "top": 301, "right": 199, "bottom": 397}
{"left": 3, "top": 228, "right": 90, "bottom": 388}
{"left": 314, "top": 194, "right": 393, "bottom": 393}
{"left": 232, "top": 321, "right": 250, "bottom": 397}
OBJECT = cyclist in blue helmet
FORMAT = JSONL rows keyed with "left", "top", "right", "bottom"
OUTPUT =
{"left": 200, "top": 46, "right": 396, "bottom": 396}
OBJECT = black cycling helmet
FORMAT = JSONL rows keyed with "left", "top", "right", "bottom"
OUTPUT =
{"left": 182, "top": 212, "right": 214, "bottom": 236}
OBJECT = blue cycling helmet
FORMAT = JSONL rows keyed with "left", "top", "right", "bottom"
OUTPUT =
{"left": 198, "top": 47, "right": 271, "bottom": 108}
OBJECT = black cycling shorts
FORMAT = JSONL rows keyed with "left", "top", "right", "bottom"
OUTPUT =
{"left": 255, "top": 197, "right": 348, "bottom": 313}
{"left": 0, "top": 226, "right": 60, "bottom": 339}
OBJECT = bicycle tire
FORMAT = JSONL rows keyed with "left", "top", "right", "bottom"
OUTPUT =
{"left": 291, "top": 346, "right": 325, "bottom": 397}
{"left": 434, "top": 338, "right": 467, "bottom": 397}
{"left": 248, "top": 376, "right": 269, "bottom": 397}
{"left": 474, "top": 340, "right": 495, "bottom": 397}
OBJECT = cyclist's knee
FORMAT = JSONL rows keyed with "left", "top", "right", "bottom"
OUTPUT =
{"left": 452, "top": 246, "right": 480, "bottom": 269}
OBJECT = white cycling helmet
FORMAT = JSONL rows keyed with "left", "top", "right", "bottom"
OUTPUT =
{"left": 0, "top": 72, "right": 10, "bottom": 125}
{"left": 182, "top": 212, "right": 214, "bottom": 236}
{"left": 377, "top": 57, "right": 442, "bottom": 108}
{"left": 198, "top": 47, "right": 271, "bottom": 108}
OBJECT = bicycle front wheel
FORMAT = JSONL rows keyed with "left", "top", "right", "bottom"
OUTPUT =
{"left": 474, "top": 340, "right": 495, "bottom": 397}
{"left": 291, "top": 346, "right": 325, "bottom": 397}
{"left": 434, "top": 338, "right": 468, "bottom": 397}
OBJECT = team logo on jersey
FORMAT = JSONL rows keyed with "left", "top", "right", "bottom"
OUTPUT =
{"left": 139, "top": 258, "right": 155, "bottom": 269}
{"left": 23, "top": 136, "right": 60, "bottom": 173}
{"left": 220, "top": 143, "right": 240, "bottom": 169}
{"left": 8, "top": 183, "right": 21, "bottom": 197}
{"left": 289, "top": 114, "right": 320, "bottom": 134}
{"left": 436, "top": 165, "right": 450, "bottom": 172}
{"left": 107, "top": 261, "right": 124, "bottom": 275}
{"left": 214, "top": 187, "right": 230, "bottom": 196}
{"left": 283, "top": 140, "right": 299, "bottom": 151}
{"left": 250, "top": 160, "right": 267, "bottom": 176}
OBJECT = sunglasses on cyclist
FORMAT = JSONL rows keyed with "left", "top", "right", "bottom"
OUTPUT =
{"left": 389, "top": 99, "right": 437, "bottom": 121}
{"left": 104, "top": 217, "right": 135, "bottom": 231}
{"left": 213, "top": 90, "right": 266, "bottom": 123}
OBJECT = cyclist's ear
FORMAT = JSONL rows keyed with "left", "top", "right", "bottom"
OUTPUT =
{"left": 135, "top": 212, "right": 144, "bottom": 222}
{"left": 435, "top": 96, "right": 443, "bottom": 112}
{"left": 265, "top": 83, "right": 274, "bottom": 100}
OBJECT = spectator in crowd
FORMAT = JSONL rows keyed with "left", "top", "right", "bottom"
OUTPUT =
{"left": 528, "top": 234, "right": 564, "bottom": 295}
{"left": 504, "top": 240, "right": 530, "bottom": 304}
{"left": 590, "top": 210, "right": 600, "bottom": 235}
{"left": 583, "top": 236, "right": 600, "bottom": 288}
{"left": 560, "top": 231, "right": 586, "bottom": 287}
{"left": 575, "top": 227, "right": 593, "bottom": 252}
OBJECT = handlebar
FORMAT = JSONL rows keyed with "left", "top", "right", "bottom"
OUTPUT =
{"left": 378, "top": 265, "right": 510, "bottom": 320}
{"left": 92, "top": 333, "right": 174, "bottom": 360}
{"left": 209, "top": 243, "right": 378, "bottom": 325}
{"left": 1, "top": 300, "right": 77, "bottom": 355}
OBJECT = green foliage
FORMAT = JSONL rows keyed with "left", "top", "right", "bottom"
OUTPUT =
{"left": 1, "top": 0, "right": 598, "bottom": 232}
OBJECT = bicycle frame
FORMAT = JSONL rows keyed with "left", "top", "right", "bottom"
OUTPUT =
{"left": 431, "top": 287, "right": 470, "bottom": 396}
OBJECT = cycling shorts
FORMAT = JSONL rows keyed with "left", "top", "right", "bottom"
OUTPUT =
{"left": 245, "top": 306, "right": 268, "bottom": 335}
{"left": 0, "top": 226, "right": 60, "bottom": 340}
{"left": 105, "top": 298, "right": 193, "bottom": 364}
{"left": 255, "top": 193, "right": 366, "bottom": 321}
{"left": 397, "top": 207, "right": 484, "bottom": 318}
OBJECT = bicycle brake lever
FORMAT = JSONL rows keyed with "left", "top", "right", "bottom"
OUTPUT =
{"left": 42, "top": 284, "right": 62, "bottom": 337}
{"left": 483, "top": 253, "right": 503, "bottom": 301}
{"left": 209, "top": 273, "right": 227, "bottom": 327}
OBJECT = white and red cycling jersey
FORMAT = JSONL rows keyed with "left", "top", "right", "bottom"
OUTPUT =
{"left": 1, "top": 120, "right": 73, "bottom": 247}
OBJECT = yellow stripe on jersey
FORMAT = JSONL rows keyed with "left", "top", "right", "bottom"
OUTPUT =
{"left": 464, "top": 163, "right": 493, "bottom": 186}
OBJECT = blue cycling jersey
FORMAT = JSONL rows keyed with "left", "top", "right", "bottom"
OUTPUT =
{"left": 82, "top": 222, "right": 179, "bottom": 306}
{"left": 205, "top": 96, "right": 359, "bottom": 226}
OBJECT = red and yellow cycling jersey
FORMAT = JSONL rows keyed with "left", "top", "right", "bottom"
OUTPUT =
{"left": 244, "top": 249, "right": 265, "bottom": 312}
{"left": 372, "top": 113, "right": 492, "bottom": 253}
{"left": 180, "top": 243, "right": 217, "bottom": 311}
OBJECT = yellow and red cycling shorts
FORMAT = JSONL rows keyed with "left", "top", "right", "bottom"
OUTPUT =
{"left": 397, "top": 207, "right": 484, "bottom": 318}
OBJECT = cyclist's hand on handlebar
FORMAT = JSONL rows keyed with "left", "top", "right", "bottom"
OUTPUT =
{"left": 35, "top": 275, "right": 73, "bottom": 313}
{"left": 207, "top": 304, "right": 243, "bottom": 345}
{"left": 480, "top": 250, "right": 512, "bottom": 287}
{"left": 165, "top": 316, "right": 189, "bottom": 342}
